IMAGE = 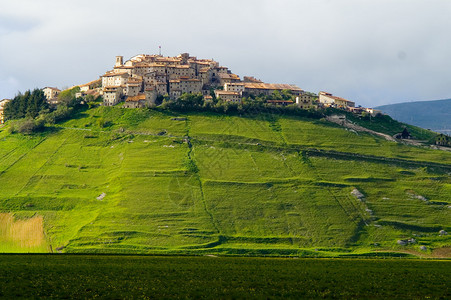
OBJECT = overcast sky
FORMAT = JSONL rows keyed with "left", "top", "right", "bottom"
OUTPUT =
{"left": 1, "top": 0, "right": 451, "bottom": 107}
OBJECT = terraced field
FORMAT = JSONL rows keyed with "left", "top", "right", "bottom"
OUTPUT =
{"left": 0, "top": 107, "right": 449, "bottom": 256}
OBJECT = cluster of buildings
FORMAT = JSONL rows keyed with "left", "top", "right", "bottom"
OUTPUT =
{"left": 26, "top": 53, "right": 380, "bottom": 119}
{"left": 318, "top": 91, "right": 381, "bottom": 116}
{"left": 96, "top": 53, "right": 316, "bottom": 109}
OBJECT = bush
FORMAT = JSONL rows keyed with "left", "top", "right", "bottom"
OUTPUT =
{"left": 52, "top": 105, "right": 74, "bottom": 122}
{"left": 8, "top": 118, "right": 45, "bottom": 134}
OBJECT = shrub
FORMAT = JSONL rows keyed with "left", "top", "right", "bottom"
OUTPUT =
{"left": 8, "top": 118, "right": 45, "bottom": 134}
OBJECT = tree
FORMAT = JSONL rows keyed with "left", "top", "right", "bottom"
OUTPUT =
{"left": 3, "top": 89, "right": 48, "bottom": 121}
{"left": 58, "top": 86, "right": 81, "bottom": 107}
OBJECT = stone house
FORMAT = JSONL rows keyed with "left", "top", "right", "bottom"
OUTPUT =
{"left": 101, "top": 71, "right": 129, "bottom": 88}
{"left": 123, "top": 93, "right": 147, "bottom": 108}
{"left": 224, "top": 82, "right": 245, "bottom": 94}
{"left": 169, "top": 78, "right": 202, "bottom": 99}
{"left": 78, "top": 79, "right": 101, "bottom": 92}
{"left": 215, "top": 90, "right": 242, "bottom": 102}
{"left": 319, "top": 91, "right": 355, "bottom": 108}
{"left": 103, "top": 86, "right": 123, "bottom": 106}
{"left": 295, "top": 94, "right": 315, "bottom": 109}
{"left": 42, "top": 87, "right": 61, "bottom": 103}
{"left": 435, "top": 134, "right": 451, "bottom": 146}
{"left": 124, "top": 78, "right": 143, "bottom": 97}
{"left": 394, "top": 128, "right": 412, "bottom": 139}
{"left": 0, "top": 106, "right": 4, "bottom": 124}
{"left": 218, "top": 73, "right": 241, "bottom": 86}
{"left": 0, "top": 99, "right": 10, "bottom": 124}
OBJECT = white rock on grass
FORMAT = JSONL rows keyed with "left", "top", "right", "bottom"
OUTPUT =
{"left": 415, "top": 195, "right": 428, "bottom": 201}
{"left": 439, "top": 230, "right": 448, "bottom": 236}
{"left": 420, "top": 246, "right": 427, "bottom": 251}
{"left": 97, "top": 193, "right": 106, "bottom": 201}
{"left": 351, "top": 188, "right": 365, "bottom": 200}
{"left": 397, "top": 238, "right": 417, "bottom": 246}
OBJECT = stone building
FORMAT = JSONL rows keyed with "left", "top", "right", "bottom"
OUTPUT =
{"left": 103, "top": 86, "right": 123, "bottom": 106}
{"left": 318, "top": 91, "right": 355, "bottom": 108}
{"left": 218, "top": 73, "right": 241, "bottom": 86}
{"left": 295, "top": 94, "right": 315, "bottom": 109}
{"left": 101, "top": 71, "right": 129, "bottom": 88}
{"left": 78, "top": 79, "right": 101, "bottom": 92}
{"left": 0, "top": 99, "right": 10, "bottom": 124}
{"left": 101, "top": 53, "right": 234, "bottom": 106}
{"left": 215, "top": 90, "right": 242, "bottom": 102}
{"left": 435, "top": 134, "right": 451, "bottom": 146}
{"left": 123, "top": 94, "right": 147, "bottom": 108}
{"left": 224, "top": 82, "right": 245, "bottom": 94}
{"left": 42, "top": 87, "right": 61, "bottom": 103}
{"left": 99, "top": 52, "right": 314, "bottom": 109}
{"left": 168, "top": 78, "right": 202, "bottom": 99}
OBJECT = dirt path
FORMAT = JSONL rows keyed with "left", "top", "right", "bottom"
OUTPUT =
{"left": 326, "top": 115, "right": 397, "bottom": 141}
{"left": 326, "top": 115, "right": 451, "bottom": 152}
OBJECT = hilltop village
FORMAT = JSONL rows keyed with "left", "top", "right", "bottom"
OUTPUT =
{"left": 0, "top": 53, "right": 384, "bottom": 125}
{"left": 48, "top": 53, "right": 379, "bottom": 114}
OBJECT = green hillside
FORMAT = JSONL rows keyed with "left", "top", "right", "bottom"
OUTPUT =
{"left": 0, "top": 106, "right": 450, "bottom": 257}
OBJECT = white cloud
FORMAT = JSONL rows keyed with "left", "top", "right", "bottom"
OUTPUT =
{"left": 1, "top": 0, "right": 451, "bottom": 106}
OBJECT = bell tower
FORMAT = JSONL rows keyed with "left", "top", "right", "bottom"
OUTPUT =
{"left": 115, "top": 56, "right": 123, "bottom": 67}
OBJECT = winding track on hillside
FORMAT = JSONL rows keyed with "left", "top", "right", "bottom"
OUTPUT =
{"left": 326, "top": 115, "right": 397, "bottom": 141}
{"left": 326, "top": 115, "right": 451, "bottom": 151}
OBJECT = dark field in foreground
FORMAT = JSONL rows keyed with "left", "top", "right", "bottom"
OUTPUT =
{"left": 0, "top": 255, "right": 449, "bottom": 299}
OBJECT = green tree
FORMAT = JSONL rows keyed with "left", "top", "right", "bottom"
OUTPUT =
{"left": 4, "top": 89, "right": 48, "bottom": 121}
{"left": 58, "top": 86, "right": 81, "bottom": 107}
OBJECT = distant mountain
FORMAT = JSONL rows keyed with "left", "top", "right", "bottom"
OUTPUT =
{"left": 376, "top": 99, "right": 451, "bottom": 135}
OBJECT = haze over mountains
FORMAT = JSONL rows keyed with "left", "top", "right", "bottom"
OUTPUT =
{"left": 377, "top": 99, "right": 451, "bottom": 135}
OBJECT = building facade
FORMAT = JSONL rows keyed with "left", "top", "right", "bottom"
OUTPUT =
{"left": 318, "top": 91, "right": 355, "bottom": 108}
{"left": 42, "top": 87, "right": 61, "bottom": 104}
{"left": 99, "top": 53, "right": 317, "bottom": 110}
{"left": 0, "top": 99, "right": 10, "bottom": 124}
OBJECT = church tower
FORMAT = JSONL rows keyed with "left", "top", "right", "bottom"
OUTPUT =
{"left": 115, "top": 56, "right": 123, "bottom": 67}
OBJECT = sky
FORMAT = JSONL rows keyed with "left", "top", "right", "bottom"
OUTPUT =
{"left": 1, "top": 0, "right": 451, "bottom": 107}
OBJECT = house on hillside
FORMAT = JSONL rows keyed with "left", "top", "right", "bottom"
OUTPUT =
{"left": 394, "top": 128, "right": 412, "bottom": 140}
{"left": 123, "top": 93, "right": 147, "bottom": 108}
{"left": 365, "top": 107, "right": 382, "bottom": 116}
{"left": 0, "top": 99, "right": 10, "bottom": 124}
{"left": 42, "top": 87, "right": 61, "bottom": 104}
{"left": 78, "top": 79, "right": 102, "bottom": 92}
{"left": 295, "top": 94, "right": 315, "bottom": 109}
{"left": 215, "top": 90, "right": 242, "bottom": 102}
{"left": 435, "top": 134, "right": 451, "bottom": 146}
{"left": 319, "top": 91, "right": 355, "bottom": 108}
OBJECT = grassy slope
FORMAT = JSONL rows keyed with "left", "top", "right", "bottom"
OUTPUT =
{"left": 0, "top": 106, "right": 450, "bottom": 256}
